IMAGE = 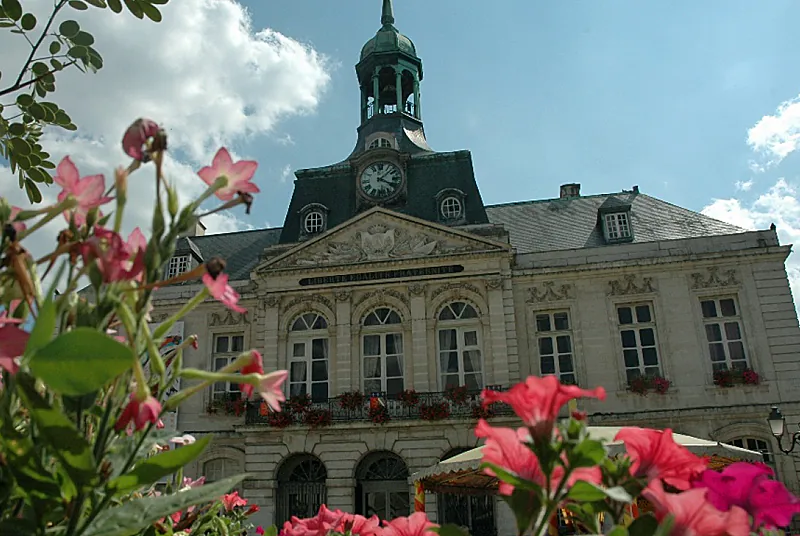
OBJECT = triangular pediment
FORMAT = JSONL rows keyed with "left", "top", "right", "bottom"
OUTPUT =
{"left": 257, "top": 208, "right": 510, "bottom": 272}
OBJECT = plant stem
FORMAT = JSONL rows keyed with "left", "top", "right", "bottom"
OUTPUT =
{"left": 6, "top": 1, "right": 68, "bottom": 92}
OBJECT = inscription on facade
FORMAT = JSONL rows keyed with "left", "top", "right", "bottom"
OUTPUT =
{"left": 298, "top": 265, "right": 464, "bottom": 286}
{"left": 690, "top": 267, "right": 739, "bottom": 289}
{"left": 608, "top": 274, "right": 656, "bottom": 296}
{"left": 527, "top": 281, "right": 572, "bottom": 303}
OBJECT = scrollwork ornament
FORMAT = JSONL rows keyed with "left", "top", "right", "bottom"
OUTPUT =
{"left": 527, "top": 281, "right": 572, "bottom": 303}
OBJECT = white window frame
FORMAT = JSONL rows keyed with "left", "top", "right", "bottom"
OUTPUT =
{"left": 203, "top": 458, "right": 239, "bottom": 483}
{"left": 361, "top": 308, "right": 404, "bottom": 396}
{"left": 436, "top": 302, "right": 484, "bottom": 391}
{"left": 616, "top": 302, "right": 662, "bottom": 383}
{"left": 304, "top": 211, "right": 324, "bottom": 234}
{"left": 604, "top": 212, "right": 631, "bottom": 241}
{"left": 440, "top": 196, "right": 463, "bottom": 220}
{"left": 288, "top": 313, "right": 330, "bottom": 402}
{"left": 534, "top": 310, "right": 576, "bottom": 385}
{"left": 700, "top": 297, "right": 748, "bottom": 372}
{"left": 728, "top": 438, "right": 774, "bottom": 466}
{"left": 368, "top": 137, "right": 394, "bottom": 150}
{"left": 211, "top": 333, "right": 245, "bottom": 402}
{"left": 166, "top": 254, "right": 190, "bottom": 279}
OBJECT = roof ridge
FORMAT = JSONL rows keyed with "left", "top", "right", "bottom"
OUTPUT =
{"left": 485, "top": 191, "right": 627, "bottom": 209}
{"left": 192, "top": 226, "right": 282, "bottom": 240}
{"left": 636, "top": 193, "right": 747, "bottom": 231}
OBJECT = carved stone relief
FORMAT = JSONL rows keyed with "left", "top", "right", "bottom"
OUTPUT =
{"left": 408, "top": 283, "right": 426, "bottom": 296}
{"left": 149, "top": 312, "right": 169, "bottom": 324}
{"left": 209, "top": 310, "right": 249, "bottom": 326}
{"left": 280, "top": 294, "right": 333, "bottom": 314}
{"left": 527, "top": 281, "right": 573, "bottom": 303}
{"left": 335, "top": 290, "right": 352, "bottom": 302}
{"left": 486, "top": 277, "right": 503, "bottom": 290}
{"left": 430, "top": 282, "right": 483, "bottom": 300}
{"left": 264, "top": 295, "right": 280, "bottom": 308}
{"left": 608, "top": 274, "right": 656, "bottom": 296}
{"left": 690, "top": 267, "right": 739, "bottom": 290}
{"left": 354, "top": 289, "right": 409, "bottom": 310}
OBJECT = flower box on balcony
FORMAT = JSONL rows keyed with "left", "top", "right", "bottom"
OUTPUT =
{"left": 627, "top": 376, "right": 671, "bottom": 396}
{"left": 206, "top": 393, "right": 246, "bottom": 416}
{"left": 713, "top": 368, "right": 760, "bottom": 388}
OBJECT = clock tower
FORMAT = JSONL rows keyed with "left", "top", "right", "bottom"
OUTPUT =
{"left": 278, "top": 0, "right": 490, "bottom": 244}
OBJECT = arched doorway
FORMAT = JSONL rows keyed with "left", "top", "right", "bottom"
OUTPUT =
{"left": 276, "top": 454, "right": 327, "bottom": 525}
{"left": 355, "top": 451, "right": 410, "bottom": 521}
{"left": 437, "top": 448, "right": 496, "bottom": 535}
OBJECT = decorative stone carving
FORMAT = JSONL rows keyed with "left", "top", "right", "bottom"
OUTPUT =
{"left": 264, "top": 295, "right": 280, "bottom": 308}
{"left": 354, "top": 289, "right": 409, "bottom": 310}
{"left": 608, "top": 274, "right": 656, "bottom": 296}
{"left": 281, "top": 294, "right": 333, "bottom": 314}
{"left": 690, "top": 267, "right": 739, "bottom": 290}
{"left": 527, "top": 282, "right": 572, "bottom": 303}
{"left": 335, "top": 290, "right": 352, "bottom": 302}
{"left": 287, "top": 224, "right": 482, "bottom": 266}
{"left": 408, "top": 283, "right": 426, "bottom": 296}
{"left": 209, "top": 310, "right": 249, "bottom": 326}
{"left": 486, "top": 277, "right": 503, "bottom": 290}
{"left": 430, "top": 282, "right": 483, "bottom": 300}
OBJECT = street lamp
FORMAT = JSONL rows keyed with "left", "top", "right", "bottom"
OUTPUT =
{"left": 767, "top": 406, "right": 800, "bottom": 454}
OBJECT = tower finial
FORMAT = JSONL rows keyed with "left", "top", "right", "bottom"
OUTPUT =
{"left": 381, "top": 0, "right": 395, "bottom": 26}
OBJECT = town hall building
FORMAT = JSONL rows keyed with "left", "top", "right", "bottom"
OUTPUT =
{"left": 150, "top": 1, "right": 800, "bottom": 533}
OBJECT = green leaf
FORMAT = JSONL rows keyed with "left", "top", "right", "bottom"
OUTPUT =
{"left": 110, "top": 436, "right": 212, "bottom": 494}
{"left": 0, "top": 519, "right": 38, "bottom": 536}
{"left": 9, "top": 137, "right": 30, "bottom": 155}
{"left": 83, "top": 474, "right": 248, "bottom": 536}
{"left": 604, "top": 485, "right": 633, "bottom": 503}
{"left": 67, "top": 45, "right": 89, "bottom": 59}
{"left": 481, "top": 462, "right": 542, "bottom": 492}
{"left": 1, "top": 0, "right": 22, "bottom": 21}
{"left": 27, "top": 167, "right": 50, "bottom": 183}
{"left": 72, "top": 30, "right": 95, "bottom": 46}
{"left": 107, "top": 0, "right": 122, "bottom": 12}
{"left": 123, "top": 0, "right": 143, "bottom": 19}
{"left": 502, "top": 488, "right": 540, "bottom": 535}
{"left": 59, "top": 19, "right": 80, "bottom": 38}
{"left": 20, "top": 12, "right": 35, "bottom": 30}
{"left": 69, "top": 0, "right": 89, "bottom": 10}
{"left": 8, "top": 122, "right": 24, "bottom": 136}
{"left": 262, "top": 527, "right": 278, "bottom": 536}
{"left": 608, "top": 527, "right": 629, "bottom": 536}
{"left": 29, "top": 328, "right": 135, "bottom": 396}
{"left": 55, "top": 109, "right": 72, "bottom": 126}
{"left": 434, "top": 525, "right": 469, "bottom": 536}
{"left": 24, "top": 179, "right": 42, "bottom": 203}
{"left": 16, "top": 374, "right": 98, "bottom": 487}
{"left": 25, "top": 298, "right": 56, "bottom": 355}
{"left": 84, "top": 0, "right": 107, "bottom": 6}
{"left": 138, "top": 1, "right": 161, "bottom": 22}
{"left": 49, "top": 40, "right": 61, "bottom": 54}
{"left": 628, "top": 514, "right": 659, "bottom": 536}
{"left": 28, "top": 103, "right": 46, "bottom": 120}
{"left": 15, "top": 93, "right": 32, "bottom": 107}
{"left": 565, "top": 480, "right": 606, "bottom": 502}
{"left": 106, "top": 429, "right": 177, "bottom": 479}
{"left": 570, "top": 438, "right": 606, "bottom": 468}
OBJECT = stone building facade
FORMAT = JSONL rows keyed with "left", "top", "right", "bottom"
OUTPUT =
{"left": 150, "top": 2, "right": 800, "bottom": 533}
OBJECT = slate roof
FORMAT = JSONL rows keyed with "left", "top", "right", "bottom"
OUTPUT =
{"left": 186, "top": 228, "right": 281, "bottom": 280}
{"left": 484, "top": 191, "right": 747, "bottom": 254}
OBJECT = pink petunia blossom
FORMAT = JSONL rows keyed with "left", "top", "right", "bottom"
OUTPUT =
{"left": 54, "top": 157, "right": 113, "bottom": 226}
{"left": 381, "top": 512, "right": 439, "bottom": 536}
{"left": 693, "top": 462, "right": 800, "bottom": 530}
{"left": 202, "top": 272, "right": 246, "bottom": 313}
{"left": 259, "top": 370, "right": 288, "bottom": 412}
{"left": 80, "top": 227, "right": 146, "bottom": 283}
{"left": 197, "top": 147, "right": 260, "bottom": 201}
{"left": 122, "top": 118, "right": 161, "bottom": 161}
{"left": 343, "top": 514, "right": 382, "bottom": 536}
{"left": 615, "top": 427, "right": 708, "bottom": 490}
{"left": 481, "top": 375, "right": 606, "bottom": 440}
{"left": 282, "top": 504, "right": 346, "bottom": 536}
{"left": 255, "top": 527, "right": 265, "bottom": 536}
{"left": 643, "top": 479, "right": 751, "bottom": 536}
{"left": 240, "top": 350, "right": 264, "bottom": 398}
{"left": 114, "top": 394, "right": 161, "bottom": 433}
{"left": 222, "top": 491, "right": 247, "bottom": 511}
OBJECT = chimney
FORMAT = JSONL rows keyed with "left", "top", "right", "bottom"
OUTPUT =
{"left": 559, "top": 183, "right": 581, "bottom": 199}
{"left": 632, "top": 185, "right": 639, "bottom": 193}
{"left": 181, "top": 220, "right": 206, "bottom": 237}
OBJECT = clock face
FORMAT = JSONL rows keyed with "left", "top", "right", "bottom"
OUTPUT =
{"left": 359, "top": 161, "right": 402, "bottom": 200}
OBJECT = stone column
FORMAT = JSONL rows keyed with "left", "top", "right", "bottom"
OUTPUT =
{"left": 335, "top": 291, "right": 353, "bottom": 393}
{"left": 413, "top": 76, "right": 421, "bottom": 119}
{"left": 360, "top": 86, "right": 368, "bottom": 123}
{"left": 263, "top": 296, "right": 280, "bottom": 373}
{"left": 372, "top": 70, "right": 380, "bottom": 115}
{"left": 487, "top": 279, "right": 510, "bottom": 386}
{"left": 395, "top": 69, "right": 403, "bottom": 114}
{"left": 409, "top": 284, "right": 429, "bottom": 391}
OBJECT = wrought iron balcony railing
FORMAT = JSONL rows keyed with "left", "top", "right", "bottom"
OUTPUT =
{"left": 244, "top": 386, "right": 512, "bottom": 427}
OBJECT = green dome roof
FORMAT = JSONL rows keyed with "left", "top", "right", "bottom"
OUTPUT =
{"left": 360, "top": 25, "right": 417, "bottom": 60}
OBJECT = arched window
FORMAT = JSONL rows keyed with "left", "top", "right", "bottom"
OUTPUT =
{"left": 203, "top": 458, "right": 240, "bottom": 483}
{"left": 362, "top": 308, "right": 404, "bottom": 396}
{"left": 728, "top": 437, "right": 775, "bottom": 467}
{"left": 355, "top": 452, "right": 410, "bottom": 521}
{"left": 437, "top": 302, "right": 483, "bottom": 390}
{"left": 437, "top": 449, "right": 495, "bottom": 535}
{"left": 276, "top": 454, "right": 327, "bottom": 525}
{"left": 368, "top": 137, "right": 393, "bottom": 150}
{"left": 289, "top": 312, "right": 329, "bottom": 402}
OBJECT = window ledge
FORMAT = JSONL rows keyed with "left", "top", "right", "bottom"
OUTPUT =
{"left": 614, "top": 389, "right": 680, "bottom": 400}
{"left": 704, "top": 382, "right": 770, "bottom": 394}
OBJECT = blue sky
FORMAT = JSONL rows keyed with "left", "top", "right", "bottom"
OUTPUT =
{"left": 234, "top": 0, "right": 800, "bottom": 228}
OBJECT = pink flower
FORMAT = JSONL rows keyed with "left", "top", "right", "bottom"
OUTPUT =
{"left": 197, "top": 147, "right": 260, "bottom": 201}
{"left": 615, "top": 427, "right": 707, "bottom": 490}
{"left": 181, "top": 476, "right": 205, "bottom": 488}
{"left": 222, "top": 491, "right": 247, "bottom": 511}
{"left": 240, "top": 350, "right": 265, "bottom": 398}
{"left": 344, "top": 514, "right": 381, "bottom": 536}
{"left": 8, "top": 206, "right": 26, "bottom": 233}
{"left": 0, "top": 324, "right": 27, "bottom": 375}
{"left": 114, "top": 394, "right": 161, "bottom": 433}
{"left": 643, "top": 479, "right": 751, "bottom": 536}
{"left": 256, "top": 527, "right": 265, "bottom": 536}
{"left": 202, "top": 272, "right": 246, "bottom": 313}
{"left": 284, "top": 504, "right": 346, "bottom": 536}
{"left": 53, "top": 157, "right": 112, "bottom": 226}
{"left": 122, "top": 118, "right": 161, "bottom": 161}
{"left": 381, "top": 513, "right": 439, "bottom": 536}
{"left": 80, "top": 227, "right": 146, "bottom": 283}
{"left": 481, "top": 375, "right": 606, "bottom": 439}
{"left": 693, "top": 462, "right": 800, "bottom": 529}
{"left": 259, "top": 370, "right": 288, "bottom": 412}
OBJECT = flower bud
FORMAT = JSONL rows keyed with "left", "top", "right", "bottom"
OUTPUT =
{"left": 122, "top": 118, "right": 161, "bottom": 162}
{"left": 238, "top": 191, "right": 253, "bottom": 215}
{"left": 115, "top": 166, "right": 128, "bottom": 203}
{"left": 205, "top": 257, "right": 226, "bottom": 279}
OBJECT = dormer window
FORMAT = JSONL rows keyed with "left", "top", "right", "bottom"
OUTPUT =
{"left": 440, "top": 196, "right": 463, "bottom": 220}
{"left": 368, "top": 137, "right": 394, "bottom": 150}
{"left": 435, "top": 188, "right": 467, "bottom": 225}
{"left": 603, "top": 212, "right": 632, "bottom": 242}
{"left": 166, "top": 254, "right": 190, "bottom": 278}
{"left": 299, "top": 203, "right": 329, "bottom": 239}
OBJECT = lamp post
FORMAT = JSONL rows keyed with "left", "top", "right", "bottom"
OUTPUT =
{"left": 767, "top": 406, "right": 800, "bottom": 454}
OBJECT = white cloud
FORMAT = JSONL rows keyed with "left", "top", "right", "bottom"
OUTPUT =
{"left": 279, "top": 164, "right": 292, "bottom": 183}
{"left": 748, "top": 96, "right": 800, "bottom": 166}
{"left": 0, "top": 0, "right": 330, "bottom": 263}
{"left": 735, "top": 179, "right": 753, "bottom": 192}
{"left": 702, "top": 179, "right": 800, "bottom": 303}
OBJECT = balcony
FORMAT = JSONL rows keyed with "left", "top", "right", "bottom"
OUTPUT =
{"left": 244, "top": 386, "right": 513, "bottom": 427}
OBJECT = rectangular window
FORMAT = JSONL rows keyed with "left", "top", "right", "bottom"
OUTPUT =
{"left": 604, "top": 212, "right": 631, "bottom": 240}
{"left": 363, "top": 333, "right": 404, "bottom": 397}
{"left": 700, "top": 297, "right": 747, "bottom": 372}
{"left": 729, "top": 438, "right": 773, "bottom": 465}
{"left": 211, "top": 333, "right": 244, "bottom": 401}
{"left": 617, "top": 303, "right": 661, "bottom": 382}
{"left": 166, "top": 255, "right": 190, "bottom": 279}
{"left": 289, "top": 337, "right": 329, "bottom": 402}
{"left": 534, "top": 311, "right": 576, "bottom": 385}
{"left": 438, "top": 328, "right": 483, "bottom": 391}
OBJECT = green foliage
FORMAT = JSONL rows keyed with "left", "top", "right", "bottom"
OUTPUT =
{"left": 0, "top": 0, "right": 171, "bottom": 202}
